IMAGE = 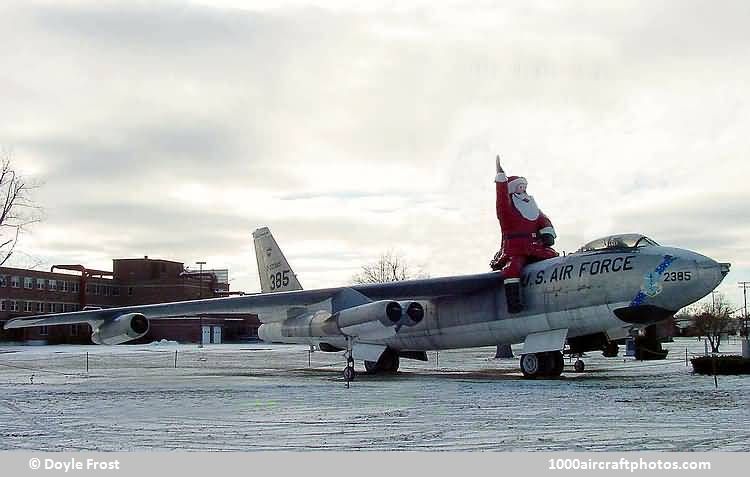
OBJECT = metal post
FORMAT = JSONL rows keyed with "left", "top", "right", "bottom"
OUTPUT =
{"left": 197, "top": 261, "right": 206, "bottom": 349}
{"left": 738, "top": 282, "right": 749, "bottom": 356}
{"left": 86, "top": 352, "right": 89, "bottom": 373}
{"left": 174, "top": 350, "right": 178, "bottom": 369}
{"left": 436, "top": 351, "right": 439, "bottom": 369}
{"left": 685, "top": 347, "right": 688, "bottom": 366}
{"left": 712, "top": 355, "right": 718, "bottom": 389}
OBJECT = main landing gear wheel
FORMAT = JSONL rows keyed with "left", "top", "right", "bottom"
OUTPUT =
{"left": 602, "top": 341, "right": 619, "bottom": 358}
{"left": 547, "top": 351, "right": 564, "bottom": 377}
{"left": 520, "top": 353, "right": 540, "bottom": 378}
{"left": 364, "top": 348, "right": 400, "bottom": 374}
{"left": 574, "top": 359, "right": 585, "bottom": 372}
{"left": 520, "top": 351, "right": 564, "bottom": 379}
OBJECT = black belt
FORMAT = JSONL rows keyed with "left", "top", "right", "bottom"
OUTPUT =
{"left": 504, "top": 232, "right": 537, "bottom": 239}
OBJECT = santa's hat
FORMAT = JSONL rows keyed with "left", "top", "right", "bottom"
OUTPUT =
{"left": 507, "top": 175, "right": 528, "bottom": 194}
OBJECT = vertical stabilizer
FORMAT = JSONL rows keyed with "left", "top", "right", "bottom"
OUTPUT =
{"left": 253, "top": 227, "right": 303, "bottom": 293}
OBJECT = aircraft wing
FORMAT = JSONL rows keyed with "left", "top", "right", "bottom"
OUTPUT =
{"left": 3, "top": 271, "right": 503, "bottom": 331}
{"left": 2, "top": 287, "right": 341, "bottom": 330}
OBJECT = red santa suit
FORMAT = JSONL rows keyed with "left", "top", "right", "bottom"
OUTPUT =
{"left": 492, "top": 172, "right": 559, "bottom": 283}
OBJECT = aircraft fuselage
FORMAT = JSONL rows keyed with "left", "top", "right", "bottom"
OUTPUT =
{"left": 261, "top": 245, "right": 726, "bottom": 352}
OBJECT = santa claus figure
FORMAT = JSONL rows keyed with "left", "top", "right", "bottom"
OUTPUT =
{"left": 491, "top": 156, "right": 559, "bottom": 313}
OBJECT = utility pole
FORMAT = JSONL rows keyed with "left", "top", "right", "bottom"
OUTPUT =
{"left": 710, "top": 290, "right": 719, "bottom": 313}
{"left": 739, "top": 282, "right": 750, "bottom": 358}
{"left": 197, "top": 261, "right": 206, "bottom": 348}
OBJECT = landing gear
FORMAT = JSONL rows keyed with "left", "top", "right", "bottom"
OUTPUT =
{"left": 520, "top": 353, "right": 540, "bottom": 377}
{"left": 547, "top": 351, "right": 564, "bottom": 376}
{"left": 343, "top": 356, "right": 356, "bottom": 382}
{"left": 364, "top": 348, "right": 400, "bottom": 374}
{"left": 520, "top": 351, "right": 564, "bottom": 379}
{"left": 343, "top": 337, "right": 356, "bottom": 385}
{"left": 634, "top": 333, "right": 669, "bottom": 360}
{"left": 574, "top": 359, "right": 585, "bottom": 372}
{"left": 602, "top": 341, "right": 619, "bottom": 358}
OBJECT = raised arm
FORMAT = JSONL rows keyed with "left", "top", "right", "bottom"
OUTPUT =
{"left": 495, "top": 155, "right": 511, "bottom": 222}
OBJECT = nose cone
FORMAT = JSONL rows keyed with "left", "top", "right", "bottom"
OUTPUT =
{"left": 614, "top": 248, "right": 730, "bottom": 325}
{"left": 698, "top": 256, "right": 730, "bottom": 294}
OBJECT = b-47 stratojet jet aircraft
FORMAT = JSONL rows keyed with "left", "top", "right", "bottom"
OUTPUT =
{"left": 5, "top": 228, "right": 729, "bottom": 379}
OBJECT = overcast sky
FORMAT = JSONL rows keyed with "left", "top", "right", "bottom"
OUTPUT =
{"left": 1, "top": 0, "right": 748, "bottom": 309}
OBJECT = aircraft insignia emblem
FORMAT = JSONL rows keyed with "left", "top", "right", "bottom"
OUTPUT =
{"left": 630, "top": 255, "right": 677, "bottom": 306}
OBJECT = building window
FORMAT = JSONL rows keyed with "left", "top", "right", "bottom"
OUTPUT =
{"left": 11, "top": 276, "right": 20, "bottom": 288}
{"left": 10, "top": 300, "right": 19, "bottom": 312}
{"left": 64, "top": 303, "right": 75, "bottom": 312}
{"left": 48, "top": 279, "right": 57, "bottom": 291}
{"left": 24, "top": 301, "right": 33, "bottom": 312}
{"left": 36, "top": 278, "right": 45, "bottom": 290}
{"left": 39, "top": 326, "right": 48, "bottom": 336}
{"left": 112, "top": 287, "right": 120, "bottom": 296}
{"left": 47, "top": 303, "right": 54, "bottom": 313}
{"left": 36, "top": 302, "right": 45, "bottom": 313}
{"left": 55, "top": 303, "right": 64, "bottom": 313}
{"left": 128, "top": 287, "right": 134, "bottom": 296}
{"left": 24, "top": 277, "right": 33, "bottom": 289}
{"left": 0, "top": 300, "right": 6, "bottom": 311}
{"left": 72, "top": 282, "right": 80, "bottom": 293}
{"left": 1, "top": 275, "right": 7, "bottom": 287}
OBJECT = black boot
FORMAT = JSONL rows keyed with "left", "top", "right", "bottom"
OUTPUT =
{"left": 505, "top": 282, "right": 523, "bottom": 313}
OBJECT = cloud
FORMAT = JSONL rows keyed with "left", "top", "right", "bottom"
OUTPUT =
{"left": 1, "top": 0, "right": 748, "bottom": 307}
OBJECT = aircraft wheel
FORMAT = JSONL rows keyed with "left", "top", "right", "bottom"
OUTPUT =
{"left": 602, "top": 341, "right": 619, "bottom": 358}
{"left": 364, "top": 349, "right": 400, "bottom": 374}
{"left": 343, "top": 365, "right": 356, "bottom": 382}
{"left": 546, "top": 351, "right": 564, "bottom": 377}
{"left": 574, "top": 359, "right": 585, "bottom": 373}
{"left": 520, "top": 353, "right": 542, "bottom": 379}
{"left": 364, "top": 360, "right": 378, "bottom": 373}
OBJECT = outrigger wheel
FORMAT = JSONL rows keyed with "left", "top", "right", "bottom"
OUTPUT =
{"left": 343, "top": 356, "right": 356, "bottom": 382}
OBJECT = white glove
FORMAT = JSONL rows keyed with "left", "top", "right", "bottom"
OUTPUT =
{"left": 495, "top": 155, "right": 507, "bottom": 182}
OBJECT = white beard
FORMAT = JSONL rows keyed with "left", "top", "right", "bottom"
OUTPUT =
{"left": 512, "top": 193, "right": 540, "bottom": 221}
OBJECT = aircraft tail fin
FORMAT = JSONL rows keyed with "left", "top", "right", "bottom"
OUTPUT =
{"left": 253, "top": 227, "right": 303, "bottom": 293}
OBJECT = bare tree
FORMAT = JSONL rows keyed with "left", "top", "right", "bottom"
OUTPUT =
{"left": 692, "top": 294, "right": 734, "bottom": 353}
{"left": 1, "top": 149, "right": 41, "bottom": 266}
{"left": 351, "top": 251, "right": 427, "bottom": 284}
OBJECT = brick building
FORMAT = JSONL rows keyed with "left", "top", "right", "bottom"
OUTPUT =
{"left": 0, "top": 257, "right": 260, "bottom": 344}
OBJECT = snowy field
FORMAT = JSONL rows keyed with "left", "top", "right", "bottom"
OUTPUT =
{"left": 1, "top": 337, "right": 748, "bottom": 451}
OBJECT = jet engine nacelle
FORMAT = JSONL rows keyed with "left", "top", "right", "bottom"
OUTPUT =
{"left": 336, "top": 300, "right": 402, "bottom": 337}
{"left": 336, "top": 301, "right": 402, "bottom": 328}
{"left": 398, "top": 301, "right": 424, "bottom": 327}
{"left": 91, "top": 313, "right": 150, "bottom": 345}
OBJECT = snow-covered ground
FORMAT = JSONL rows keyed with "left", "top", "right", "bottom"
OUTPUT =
{"left": 1, "top": 338, "right": 748, "bottom": 451}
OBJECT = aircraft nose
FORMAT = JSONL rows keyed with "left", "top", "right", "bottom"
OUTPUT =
{"left": 658, "top": 252, "right": 729, "bottom": 311}
{"left": 697, "top": 256, "right": 730, "bottom": 292}
{"left": 614, "top": 250, "right": 729, "bottom": 325}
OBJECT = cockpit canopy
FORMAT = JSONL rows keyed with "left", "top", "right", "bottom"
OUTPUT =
{"left": 577, "top": 234, "right": 659, "bottom": 253}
